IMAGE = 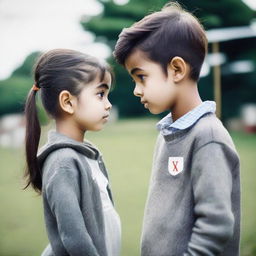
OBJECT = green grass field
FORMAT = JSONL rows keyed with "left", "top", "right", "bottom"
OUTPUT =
{"left": 0, "top": 118, "right": 255, "bottom": 256}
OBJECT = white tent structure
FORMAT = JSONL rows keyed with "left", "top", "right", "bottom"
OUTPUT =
{"left": 206, "top": 25, "right": 256, "bottom": 118}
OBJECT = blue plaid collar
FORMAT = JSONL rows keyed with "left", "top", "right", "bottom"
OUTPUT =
{"left": 157, "top": 101, "right": 216, "bottom": 136}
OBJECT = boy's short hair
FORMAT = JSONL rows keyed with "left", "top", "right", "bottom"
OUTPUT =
{"left": 113, "top": 2, "right": 207, "bottom": 81}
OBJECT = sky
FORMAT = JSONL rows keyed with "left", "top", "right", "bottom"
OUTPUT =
{"left": 0, "top": 0, "right": 110, "bottom": 80}
{"left": 0, "top": 0, "right": 255, "bottom": 80}
{"left": 243, "top": 0, "right": 256, "bottom": 10}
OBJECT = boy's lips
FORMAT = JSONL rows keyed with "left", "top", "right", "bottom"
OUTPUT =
{"left": 141, "top": 100, "right": 148, "bottom": 108}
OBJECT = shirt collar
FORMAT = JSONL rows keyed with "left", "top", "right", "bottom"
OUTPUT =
{"left": 157, "top": 101, "right": 216, "bottom": 135}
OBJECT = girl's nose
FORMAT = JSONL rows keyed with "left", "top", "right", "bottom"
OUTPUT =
{"left": 106, "top": 99, "right": 112, "bottom": 110}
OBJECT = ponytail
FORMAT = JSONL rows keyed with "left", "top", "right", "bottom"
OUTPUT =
{"left": 24, "top": 88, "right": 42, "bottom": 193}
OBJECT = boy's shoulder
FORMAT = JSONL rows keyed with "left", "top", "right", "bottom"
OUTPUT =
{"left": 191, "top": 113, "right": 236, "bottom": 150}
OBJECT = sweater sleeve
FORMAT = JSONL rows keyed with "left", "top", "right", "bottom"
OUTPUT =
{"left": 45, "top": 157, "right": 100, "bottom": 256}
{"left": 184, "top": 142, "right": 237, "bottom": 256}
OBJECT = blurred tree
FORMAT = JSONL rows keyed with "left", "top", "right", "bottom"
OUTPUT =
{"left": 0, "top": 76, "right": 32, "bottom": 116}
{"left": 0, "top": 51, "right": 48, "bottom": 124}
{"left": 81, "top": 0, "right": 256, "bottom": 119}
{"left": 11, "top": 51, "right": 39, "bottom": 77}
{"left": 0, "top": 52, "right": 40, "bottom": 116}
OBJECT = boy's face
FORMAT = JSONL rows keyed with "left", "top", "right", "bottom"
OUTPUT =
{"left": 125, "top": 50, "right": 178, "bottom": 114}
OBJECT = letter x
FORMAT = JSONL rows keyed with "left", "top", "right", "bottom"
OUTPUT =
{"left": 172, "top": 161, "right": 179, "bottom": 172}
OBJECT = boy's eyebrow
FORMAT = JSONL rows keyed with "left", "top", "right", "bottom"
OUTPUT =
{"left": 130, "top": 67, "right": 144, "bottom": 75}
{"left": 96, "top": 83, "right": 110, "bottom": 90}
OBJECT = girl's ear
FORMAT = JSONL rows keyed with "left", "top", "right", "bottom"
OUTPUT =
{"left": 168, "top": 57, "right": 188, "bottom": 82}
{"left": 59, "top": 90, "right": 76, "bottom": 114}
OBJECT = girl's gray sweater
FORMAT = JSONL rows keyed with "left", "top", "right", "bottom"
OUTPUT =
{"left": 141, "top": 113, "right": 240, "bottom": 256}
{"left": 38, "top": 131, "right": 113, "bottom": 256}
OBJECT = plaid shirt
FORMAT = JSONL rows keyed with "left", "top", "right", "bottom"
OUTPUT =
{"left": 157, "top": 101, "right": 216, "bottom": 136}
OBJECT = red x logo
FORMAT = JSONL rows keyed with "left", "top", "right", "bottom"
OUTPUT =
{"left": 168, "top": 157, "right": 184, "bottom": 176}
{"left": 172, "top": 161, "right": 179, "bottom": 172}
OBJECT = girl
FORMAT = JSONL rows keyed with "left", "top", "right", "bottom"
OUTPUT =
{"left": 24, "top": 49, "right": 121, "bottom": 256}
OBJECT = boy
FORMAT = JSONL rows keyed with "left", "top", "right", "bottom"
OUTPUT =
{"left": 113, "top": 2, "right": 240, "bottom": 256}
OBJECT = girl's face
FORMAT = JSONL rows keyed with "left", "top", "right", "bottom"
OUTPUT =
{"left": 73, "top": 71, "right": 112, "bottom": 132}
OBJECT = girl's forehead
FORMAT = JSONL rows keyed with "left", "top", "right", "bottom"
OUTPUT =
{"left": 89, "top": 71, "right": 112, "bottom": 89}
{"left": 103, "top": 71, "right": 112, "bottom": 83}
{"left": 100, "top": 71, "right": 112, "bottom": 87}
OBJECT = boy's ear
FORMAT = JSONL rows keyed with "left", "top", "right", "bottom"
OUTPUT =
{"left": 168, "top": 57, "right": 187, "bottom": 82}
{"left": 59, "top": 90, "right": 76, "bottom": 114}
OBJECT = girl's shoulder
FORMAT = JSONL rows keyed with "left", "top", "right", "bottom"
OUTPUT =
{"left": 38, "top": 131, "right": 101, "bottom": 163}
{"left": 39, "top": 145, "right": 80, "bottom": 165}
{"left": 46, "top": 146, "right": 80, "bottom": 162}
{"left": 41, "top": 147, "right": 91, "bottom": 188}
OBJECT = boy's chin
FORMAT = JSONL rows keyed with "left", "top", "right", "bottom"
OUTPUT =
{"left": 148, "top": 107, "right": 164, "bottom": 115}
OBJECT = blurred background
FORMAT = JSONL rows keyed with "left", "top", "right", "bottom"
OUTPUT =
{"left": 0, "top": 0, "right": 255, "bottom": 255}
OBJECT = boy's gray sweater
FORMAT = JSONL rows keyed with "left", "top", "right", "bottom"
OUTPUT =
{"left": 38, "top": 131, "right": 113, "bottom": 256}
{"left": 141, "top": 113, "right": 240, "bottom": 256}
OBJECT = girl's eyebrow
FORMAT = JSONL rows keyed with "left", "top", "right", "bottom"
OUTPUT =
{"left": 96, "top": 83, "right": 110, "bottom": 90}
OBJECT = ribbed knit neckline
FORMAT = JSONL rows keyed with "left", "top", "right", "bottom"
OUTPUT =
{"left": 163, "top": 113, "right": 215, "bottom": 143}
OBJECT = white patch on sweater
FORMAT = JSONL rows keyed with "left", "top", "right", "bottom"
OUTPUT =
{"left": 168, "top": 157, "right": 184, "bottom": 176}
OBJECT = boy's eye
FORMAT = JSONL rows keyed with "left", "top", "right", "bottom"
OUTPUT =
{"left": 137, "top": 74, "right": 145, "bottom": 81}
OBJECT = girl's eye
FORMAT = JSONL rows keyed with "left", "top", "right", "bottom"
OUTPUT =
{"left": 97, "top": 91, "right": 105, "bottom": 98}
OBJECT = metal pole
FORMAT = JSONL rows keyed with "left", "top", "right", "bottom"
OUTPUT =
{"left": 212, "top": 41, "right": 222, "bottom": 119}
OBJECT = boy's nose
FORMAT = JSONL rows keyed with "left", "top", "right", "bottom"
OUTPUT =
{"left": 133, "top": 85, "right": 142, "bottom": 97}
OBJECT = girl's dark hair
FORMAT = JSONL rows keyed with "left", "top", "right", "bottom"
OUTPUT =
{"left": 24, "top": 48, "right": 112, "bottom": 193}
{"left": 113, "top": 2, "right": 207, "bottom": 81}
